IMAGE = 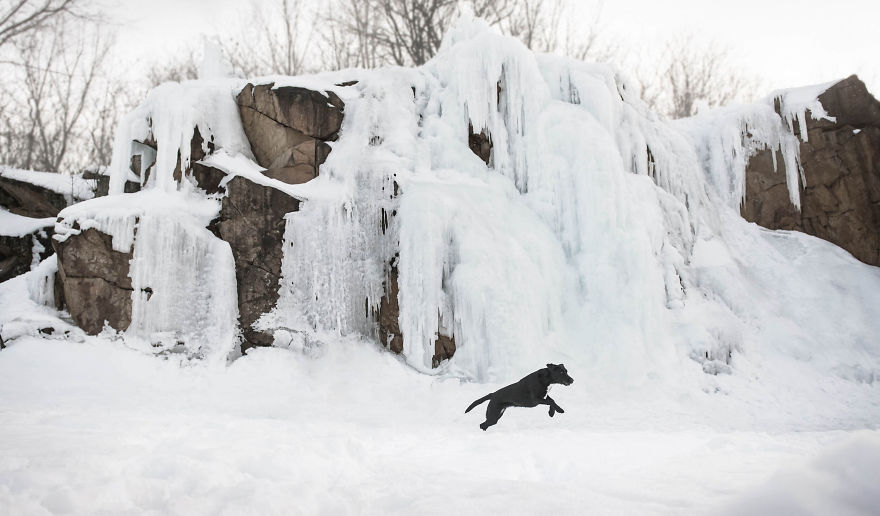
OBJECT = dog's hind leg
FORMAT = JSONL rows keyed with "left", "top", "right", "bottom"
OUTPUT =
{"left": 479, "top": 400, "right": 506, "bottom": 431}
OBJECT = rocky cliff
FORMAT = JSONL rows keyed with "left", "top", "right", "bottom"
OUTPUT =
{"left": 743, "top": 75, "right": 880, "bottom": 266}
{"left": 30, "top": 22, "right": 880, "bottom": 380}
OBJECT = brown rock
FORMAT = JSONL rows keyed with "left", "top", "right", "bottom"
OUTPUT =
{"left": 468, "top": 122, "right": 492, "bottom": 165}
{"left": 379, "top": 263, "right": 456, "bottom": 367}
{"left": 743, "top": 75, "right": 880, "bottom": 266}
{"left": 213, "top": 172, "right": 300, "bottom": 350}
{"left": 379, "top": 266, "right": 403, "bottom": 354}
{"left": 53, "top": 228, "right": 134, "bottom": 334}
{"left": 238, "top": 83, "right": 345, "bottom": 140}
{"left": 434, "top": 333, "right": 456, "bottom": 368}
{"left": 0, "top": 231, "right": 52, "bottom": 282}
{"left": 236, "top": 83, "right": 343, "bottom": 177}
{"left": 175, "top": 127, "right": 226, "bottom": 194}
{"left": 0, "top": 176, "right": 69, "bottom": 218}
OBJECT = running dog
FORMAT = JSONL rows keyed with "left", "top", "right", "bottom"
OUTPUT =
{"left": 465, "top": 363, "right": 574, "bottom": 430}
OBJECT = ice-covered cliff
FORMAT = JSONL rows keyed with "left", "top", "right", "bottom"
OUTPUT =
{"left": 43, "top": 15, "right": 880, "bottom": 387}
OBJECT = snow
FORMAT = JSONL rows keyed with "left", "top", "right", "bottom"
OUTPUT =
{"left": 107, "top": 78, "right": 254, "bottom": 194}
{"left": 0, "top": 208, "right": 53, "bottom": 237}
{"left": 720, "top": 431, "right": 880, "bottom": 516}
{"left": 0, "top": 165, "right": 95, "bottom": 201}
{"left": 1, "top": 14, "right": 878, "bottom": 515}
{"left": 0, "top": 334, "right": 877, "bottom": 515}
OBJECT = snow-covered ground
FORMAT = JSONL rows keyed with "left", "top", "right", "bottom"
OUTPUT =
{"left": 2, "top": 254, "right": 879, "bottom": 515}
{"left": 1, "top": 327, "right": 878, "bottom": 516}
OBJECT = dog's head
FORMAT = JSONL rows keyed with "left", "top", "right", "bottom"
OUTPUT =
{"left": 546, "top": 363, "right": 574, "bottom": 386}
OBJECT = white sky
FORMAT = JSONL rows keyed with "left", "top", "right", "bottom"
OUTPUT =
{"left": 103, "top": 0, "right": 880, "bottom": 95}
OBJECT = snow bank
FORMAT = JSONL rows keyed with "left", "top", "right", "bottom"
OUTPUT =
{"left": 721, "top": 430, "right": 880, "bottom": 516}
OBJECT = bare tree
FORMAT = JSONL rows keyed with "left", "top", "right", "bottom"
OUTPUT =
{"left": 373, "top": 0, "right": 457, "bottom": 66}
{"left": 321, "top": 0, "right": 382, "bottom": 70}
{"left": 145, "top": 47, "right": 199, "bottom": 86}
{"left": 319, "top": 0, "right": 619, "bottom": 70}
{"left": 503, "top": 0, "right": 555, "bottom": 51}
{"left": 2, "top": 16, "right": 109, "bottom": 172}
{"left": 220, "top": 0, "right": 318, "bottom": 77}
{"left": 84, "top": 75, "right": 133, "bottom": 167}
{"left": 657, "top": 35, "right": 753, "bottom": 119}
{"left": 0, "top": 0, "right": 77, "bottom": 48}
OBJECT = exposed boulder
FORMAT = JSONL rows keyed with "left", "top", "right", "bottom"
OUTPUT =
{"left": 0, "top": 167, "right": 96, "bottom": 218}
{"left": 0, "top": 231, "right": 52, "bottom": 282}
{"left": 0, "top": 176, "right": 71, "bottom": 219}
{"left": 213, "top": 171, "right": 303, "bottom": 350}
{"left": 236, "top": 83, "right": 344, "bottom": 177}
{"left": 52, "top": 228, "right": 133, "bottom": 334}
{"left": 743, "top": 75, "right": 880, "bottom": 266}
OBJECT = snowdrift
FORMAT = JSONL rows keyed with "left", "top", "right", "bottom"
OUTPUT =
{"left": 12, "top": 15, "right": 878, "bottom": 395}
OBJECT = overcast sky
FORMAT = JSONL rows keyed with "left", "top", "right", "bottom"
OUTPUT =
{"left": 105, "top": 0, "right": 880, "bottom": 95}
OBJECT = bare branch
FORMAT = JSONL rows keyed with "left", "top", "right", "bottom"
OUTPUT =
{"left": 0, "top": 0, "right": 77, "bottom": 48}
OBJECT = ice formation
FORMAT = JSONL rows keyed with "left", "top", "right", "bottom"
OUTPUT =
{"left": 107, "top": 79, "right": 254, "bottom": 194}
{"left": 54, "top": 191, "right": 238, "bottom": 362}
{"left": 678, "top": 80, "right": 838, "bottom": 210}
{"left": 57, "top": 14, "right": 877, "bottom": 383}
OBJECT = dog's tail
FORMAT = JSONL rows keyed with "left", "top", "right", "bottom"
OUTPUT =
{"left": 465, "top": 394, "right": 492, "bottom": 413}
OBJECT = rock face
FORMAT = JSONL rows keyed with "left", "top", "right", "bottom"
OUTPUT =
{"left": 177, "top": 127, "right": 226, "bottom": 195}
{"left": 47, "top": 81, "right": 458, "bottom": 365}
{"left": 743, "top": 75, "right": 880, "bottom": 266}
{"left": 0, "top": 169, "right": 95, "bottom": 283}
{"left": 209, "top": 83, "right": 349, "bottom": 351}
{"left": 378, "top": 265, "right": 457, "bottom": 367}
{"left": 468, "top": 123, "right": 492, "bottom": 165}
{"left": 0, "top": 176, "right": 70, "bottom": 218}
{"left": 0, "top": 232, "right": 52, "bottom": 282}
{"left": 378, "top": 266, "right": 403, "bottom": 354}
{"left": 236, "top": 83, "right": 344, "bottom": 181}
{"left": 83, "top": 169, "right": 140, "bottom": 197}
{"left": 53, "top": 228, "right": 133, "bottom": 334}
{"left": 212, "top": 172, "right": 302, "bottom": 350}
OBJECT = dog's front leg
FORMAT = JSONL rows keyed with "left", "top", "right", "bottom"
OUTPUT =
{"left": 544, "top": 396, "right": 565, "bottom": 417}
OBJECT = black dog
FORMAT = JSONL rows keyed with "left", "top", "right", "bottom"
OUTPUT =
{"left": 465, "top": 363, "right": 574, "bottom": 430}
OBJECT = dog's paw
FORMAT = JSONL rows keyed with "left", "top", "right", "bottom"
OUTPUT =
{"left": 548, "top": 407, "right": 555, "bottom": 417}
{"left": 556, "top": 406, "right": 565, "bottom": 414}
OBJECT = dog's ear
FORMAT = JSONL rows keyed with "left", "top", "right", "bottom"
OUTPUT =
{"left": 546, "top": 363, "right": 558, "bottom": 369}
